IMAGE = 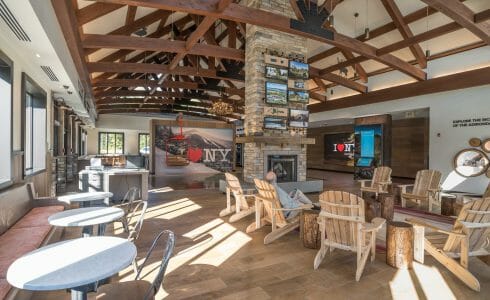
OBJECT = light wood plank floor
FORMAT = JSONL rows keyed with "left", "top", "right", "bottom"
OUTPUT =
{"left": 32, "top": 188, "right": 489, "bottom": 300}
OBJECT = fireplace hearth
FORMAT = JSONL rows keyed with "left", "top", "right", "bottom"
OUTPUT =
{"left": 267, "top": 155, "right": 297, "bottom": 182}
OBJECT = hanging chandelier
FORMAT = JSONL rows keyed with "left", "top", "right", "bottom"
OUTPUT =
{"left": 208, "top": 100, "right": 234, "bottom": 116}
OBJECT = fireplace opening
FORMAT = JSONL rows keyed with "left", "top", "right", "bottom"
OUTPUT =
{"left": 267, "top": 155, "right": 297, "bottom": 182}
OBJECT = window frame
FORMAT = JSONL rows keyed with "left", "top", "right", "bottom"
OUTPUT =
{"left": 138, "top": 133, "right": 150, "bottom": 154}
{"left": 21, "top": 72, "right": 47, "bottom": 177}
{"left": 0, "top": 50, "right": 13, "bottom": 189}
{"left": 98, "top": 131, "right": 125, "bottom": 154}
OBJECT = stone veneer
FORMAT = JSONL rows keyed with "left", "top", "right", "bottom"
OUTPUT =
{"left": 242, "top": 0, "right": 308, "bottom": 182}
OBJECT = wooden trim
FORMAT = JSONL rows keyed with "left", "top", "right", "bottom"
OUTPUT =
{"left": 76, "top": 2, "right": 124, "bottom": 25}
{"left": 310, "top": 67, "right": 367, "bottom": 93}
{"left": 309, "top": 66, "right": 490, "bottom": 112}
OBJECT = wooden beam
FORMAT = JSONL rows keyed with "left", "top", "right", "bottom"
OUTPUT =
{"left": 76, "top": 3, "right": 124, "bottom": 25}
{"left": 312, "top": 77, "right": 327, "bottom": 92}
{"left": 309, "top": 66, "right": 490, "bottom": 112}
{"left": 82, "top": 34, "right": 245, "bottom": 61}
{"left": 92, "top": 79, "right": 245, "bottom": 96}
{"left": 420, "top": 0, "right": 490, "bottom": 44}
{"left": 52, "top": 0, "right": 96, "bottom": 119}
{"left": 319, "top": 0, "right": 344, "bottom": 13}
{"left": 87, "top": 62, "right": 245, "bottom": 82}
{"left": 339, "top": 49, "right": 368, "bottom": 83}
{"left": 381, "top": 0, "right": 427, "bottom": 68}
{"left": 308, "top": 4, "right": 442, "bottom": 63}
{"left": 310, "top": 67, "right": 367, "bottom": 93}
{"left": 93, "top": 0, "right": 426, "bottom": 81}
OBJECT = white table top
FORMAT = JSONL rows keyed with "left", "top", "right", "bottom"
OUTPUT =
{"left": 48, "top": 207, "right": 124, "bottom": 227}
{"left": 6, "top": 236, "right": 136, "bottom": 291}
{"left": 58, "top": 192, "right": 113, "bottom": 203}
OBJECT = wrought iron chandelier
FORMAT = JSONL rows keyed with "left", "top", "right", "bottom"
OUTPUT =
{"left": 208, "top": 100, "right": 233, "bottom": 116}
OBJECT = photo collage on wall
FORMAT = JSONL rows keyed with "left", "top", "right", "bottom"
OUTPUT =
{"left": 263, "top": 53, "right": 310, "bottom": 130}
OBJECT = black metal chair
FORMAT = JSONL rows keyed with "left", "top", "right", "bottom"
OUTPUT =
{"left": 90, "top": 230, "right": 176, "bottom": 300}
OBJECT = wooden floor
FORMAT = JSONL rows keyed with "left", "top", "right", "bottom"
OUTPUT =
{"left": 32, "top": 185, "right": 489, "bottom": 300}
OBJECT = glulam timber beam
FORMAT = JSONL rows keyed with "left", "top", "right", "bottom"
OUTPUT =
{"left": 77, "top": 2, "right": 124, "bottom": 26}
{"left": 420, "top": 0, "right": 490, "bottom": 44}
{"left": 82, "top": 34, "right": 245, "bottom": 61}
{"left": 309, "top": 66, "right": 490, "bottom": 113}
{"left": 381, "top": 0, "right": 427, "bottom": 68}
{"left": 310, "top": 67, "right": 367, "bottom": 93}
{"left": 93, "top": 0, "right": 426, "bottom": 81}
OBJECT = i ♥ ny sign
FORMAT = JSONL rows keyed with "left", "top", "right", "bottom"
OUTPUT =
{"left": 333, "top": 143, "right": 354, "bottom": 152}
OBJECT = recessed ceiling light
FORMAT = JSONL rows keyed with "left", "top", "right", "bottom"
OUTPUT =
{"left": 35, "top": 53, "right": 40, "bottom": 58}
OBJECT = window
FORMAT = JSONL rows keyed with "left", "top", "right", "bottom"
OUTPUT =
{"left": 0, "top": 51, "right": 12, "bottom": 187}
{"left": 22, "top": 73, "right": 46, "bottom": 176}
{"left": 98, "top": 132, "right": 124, "bottom": 154}
{"left": 138, "top": 133, "right": 150, "bottom": 154}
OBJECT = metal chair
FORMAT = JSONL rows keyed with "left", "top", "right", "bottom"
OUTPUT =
{"left": 90, "top": 230, "right": 176, "bottom": 300}
{"left": 117, "top": 187, "right": 141, "bottom": 232}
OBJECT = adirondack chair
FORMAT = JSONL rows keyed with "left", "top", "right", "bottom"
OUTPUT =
{"left": 407, "top": 197, "right": 490, "bottom": 291}
{"left": 219, "top": 173, "right": 256, "bottom": 223}
{"left": 313, "top": 191, "right": 386, "bottom": 281}
{"left": 400, "top": 169, "right": 442, "bottom": 211}
{"left": 246, "top": 178, "right": 312, "bottom": 244}
{"left": 359, "top": 166, "right": 392, "bottom": 198}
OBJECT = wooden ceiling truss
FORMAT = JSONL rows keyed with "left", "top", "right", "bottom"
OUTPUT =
{"left": 51, "top": 0, "right": 490, "bottom": 117}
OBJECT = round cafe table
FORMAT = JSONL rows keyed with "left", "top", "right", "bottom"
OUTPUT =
{"left": 48, "top": 207, "right": 124, "bottom": 237}
{"left": 6, "top": 236, "right": 136, "bottom": 300}
{"left": 58, "top": 192, "right": 113, "bottom": 208}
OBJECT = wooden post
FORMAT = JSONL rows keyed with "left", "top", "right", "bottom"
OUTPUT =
{"left": 300, "top": 209, "right": 321, "bottom": 249}
{"left": 386, "top": 221, "right": 414, "bottom": 269}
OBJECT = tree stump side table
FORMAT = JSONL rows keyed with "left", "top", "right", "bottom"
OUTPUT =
{"left": 441, "top": 193, "right": 457, "bottom": 216}
{"left": 386, "top": 221, "right": 414, "bottom": 269}
{"left": 300, "top": 208, "right": 321, "bottom": 249}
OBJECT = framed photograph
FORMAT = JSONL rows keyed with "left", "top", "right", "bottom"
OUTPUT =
{"left": 264, "top": 107, "right": 288, "bottom": 117}
{"left": 289, "top": 60, "right": 309, "bottom": 79}
{"left": 288, "top": 90, "right": 309, "bottom": 103}
{"left": 264, "top": 54, "right": 288, "bottom": 67}
{"left": 265, "top": 65, "right": 288, "bottom": 82}
{"left": 265, "top": 81, "right": 288, "bottom": 105}
{"left": 289, "top": 109, "right": 309, "bottom": 128}
{"left": 288, "top": 79, "right": 307, "bottom": 90}
{"left": 264, "top": 117, "right": 287, "bottom": 130}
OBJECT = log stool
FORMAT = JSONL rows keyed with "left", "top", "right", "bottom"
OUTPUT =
{"left": 379, "top": 194, "right": 394, "bottom": 221}
{"left": 386, "top": 221, "right": 414, "bottom": 269}
{"left": 300, "top": 208, "right": 321, "bottom": 249}
{"left": 441, "top": 193, "right": 457, "bottom": 216}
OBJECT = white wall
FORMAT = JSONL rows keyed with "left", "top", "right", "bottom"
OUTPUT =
{"left": 311, "top": 49, "right": 490, "bottom": 194}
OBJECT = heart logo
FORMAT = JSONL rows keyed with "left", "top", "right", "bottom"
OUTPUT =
{"left": 336, "top": 144, "right": 345, "bottom": 152}
{"left": 187, "top": 147, "right": 203, "bottom": 163}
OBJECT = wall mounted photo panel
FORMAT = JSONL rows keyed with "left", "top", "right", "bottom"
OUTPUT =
{"left": 265, "top": 81, "right": 288, "bottom": 105}
{"left": 289, "top": 109, "right": 309, "bottom": 128}
{"left": 288, "top": 90, "right": 309, "bottom": 103}
{"left": 264, "top": 117, "right": 287, "bottom": 130}
{"left": 265, "top": 65, "right": 288, "bottom": 82}
{"left": 289, "top": 60, "right": 309, "bottom": 79}
{"left": 288, "top": 79, "right": 307, "bottom": 90}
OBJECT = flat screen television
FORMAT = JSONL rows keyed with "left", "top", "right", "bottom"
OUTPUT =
{"left": 265, "top": 65, "right": 288, "bottom": 82}
{"left": 265, "top": 81, "right": 288, "bottom": 105}
{"left": 288, "top": 109, "right": 309, "bottom": 128}
{"left": 288, "top": 60, "right": 309, "bottom": 79}
{"left": 288, "top": 90, "right": 309, "bottom": 103}
{"left": 264, "top": 117, "right": 287, "bottom": 130}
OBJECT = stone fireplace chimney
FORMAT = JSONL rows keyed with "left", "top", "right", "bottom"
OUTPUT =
{"left": 240, "top": 0, "right": 312, "bottom": 183}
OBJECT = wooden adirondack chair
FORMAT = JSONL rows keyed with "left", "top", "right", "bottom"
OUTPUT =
{"left": 313, "top": 191, "right": 385, "bottom": 281}
{"left": 359, "top": 166, "right": 392, "bottom": 198}
{"left": 400, "top": 169, "right": 442, "bottom": 211}
{"left": 246, "top": 178, "right": 312, "bottom": 244}
{"left": 219, "top": 173, "right": 256, "bottom": 223}
{"left": 407, "top": 197, "right": 490, "bottom": 291}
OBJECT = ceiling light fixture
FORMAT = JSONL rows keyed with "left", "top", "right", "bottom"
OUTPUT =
{"left": 134, "top": 27, "right": 147, "bottom": 37}
{"left": 425, "top": 5, "right": 430, "bottom": 58}
{"left": 35, "top": 53, "right": 40, "bottom": 58}
{"left": 328, "top": 0, "right": 334, "bottom": 27}
{"left": 364, "top": 0, "right": 370, "bottom": 39}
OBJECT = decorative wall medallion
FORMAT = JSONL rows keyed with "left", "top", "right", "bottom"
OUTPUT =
{"left": 453, "top": 148, "right": 489, "bottom": 177}
{"left": 469, "top": 137, "right": 481, "bottom": 147}
{"left": 482, "top": 138, "right": 490, "bottom": 153}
